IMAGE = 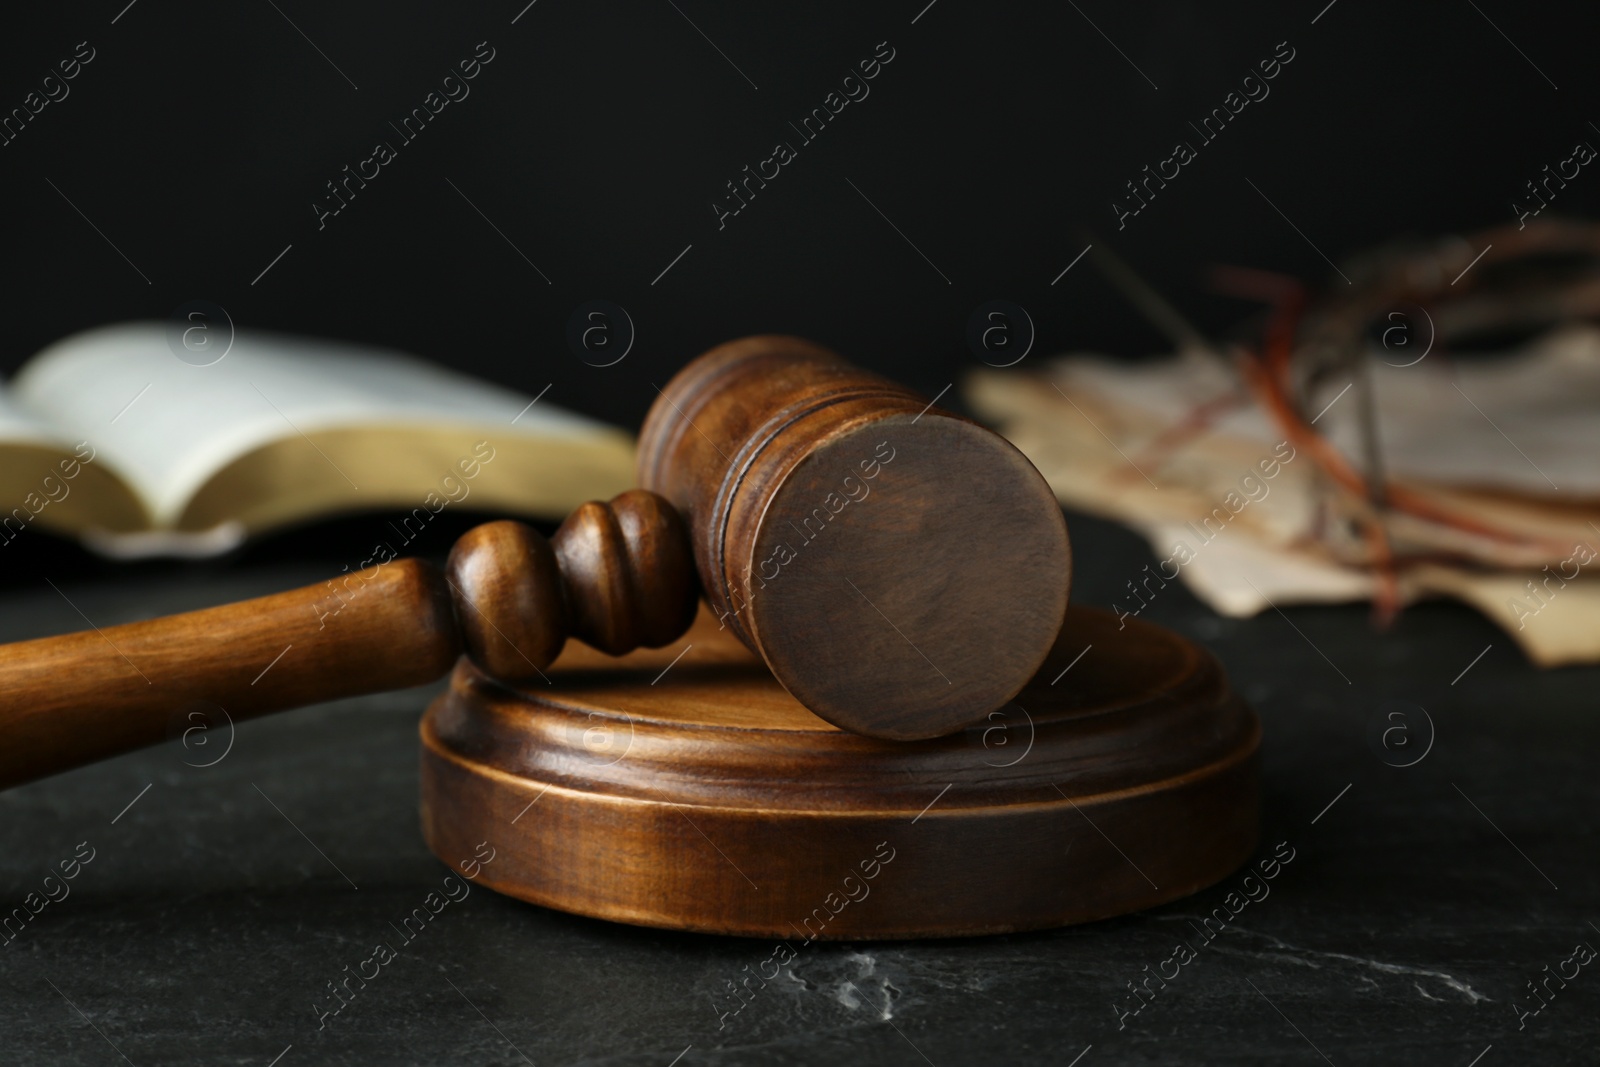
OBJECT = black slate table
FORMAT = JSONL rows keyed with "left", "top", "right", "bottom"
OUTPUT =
{"left": 1, "top": 510, "right": 1595, "bottom": 1066}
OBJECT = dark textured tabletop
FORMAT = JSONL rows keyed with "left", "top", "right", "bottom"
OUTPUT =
{"left": 1, "top": 509, "right": 1595, "bottom": 1066}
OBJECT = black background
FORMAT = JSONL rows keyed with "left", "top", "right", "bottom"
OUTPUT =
{"left": 4, "top": 0, "right": 1599, "bottom": 431}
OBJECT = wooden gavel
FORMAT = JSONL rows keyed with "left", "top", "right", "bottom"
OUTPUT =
{"left": 0, "top": 336, "right": 1070, "bottom": 789}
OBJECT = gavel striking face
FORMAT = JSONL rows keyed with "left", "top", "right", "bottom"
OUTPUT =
{"left": 0, "top": 336, "right": 1070, "bottom": 788}
{"left": 637, "top": 334, "right": 1070, "bottom": 736}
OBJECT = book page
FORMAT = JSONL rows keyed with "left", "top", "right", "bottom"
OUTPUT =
{"left": 0, "top": 382, "right": 71, "bottom": 449}
{"left": 12, "top": 322, "right": 628, "bottom": 529}
{"left": 0, "top": 380, "right": 148, "bottom": 538}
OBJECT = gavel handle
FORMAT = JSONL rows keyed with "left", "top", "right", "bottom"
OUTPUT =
{"left": 0, "top": 559, "right": 459, "bottom": 790}
{"left": 0, "top": 493, "right": 697, "bottom": 792}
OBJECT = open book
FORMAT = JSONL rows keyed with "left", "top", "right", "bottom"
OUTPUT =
{"left": 0, "top": 323, "right": 636, "bottom": 558}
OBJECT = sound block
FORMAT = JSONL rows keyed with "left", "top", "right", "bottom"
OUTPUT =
{"left": 419, "top": 605, "right": 1260, "bottom": 940}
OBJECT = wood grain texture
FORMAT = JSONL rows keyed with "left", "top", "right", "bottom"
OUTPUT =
{"left": 444, "top": 490, "right": 697, "bottom": 682}
{"left": 0, "top": 491, "right": 697, "bottom": 790}
{"left": 420, "top": 603, "right": 1260, "bottom": 939}
{"left": 549, "top": 489, "right": 699, "bottom": 656}
{"left": 638, "top": 335, "right": 1072, "bottom": 740}
{"left": 0, "top": 558, "right": 459, "bottom": 790}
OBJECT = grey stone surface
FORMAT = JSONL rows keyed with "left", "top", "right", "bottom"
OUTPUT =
{"left": 0, "top": 511, "right": 1595, "bottom": 1065}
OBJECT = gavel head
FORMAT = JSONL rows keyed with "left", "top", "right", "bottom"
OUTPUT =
{"left": 638, "top": 335, "right": 1071, "bottom": 740}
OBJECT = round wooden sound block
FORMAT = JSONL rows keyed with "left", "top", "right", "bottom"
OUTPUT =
{"left": 419, "top": 605, "right": 1260, "bottom": 940}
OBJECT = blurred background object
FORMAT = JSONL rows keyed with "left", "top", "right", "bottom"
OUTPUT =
{"left": 969, "top": 219, "right": 1600, "bottom": 665}
{"left": 0, "top": 323, "right": 632, "bottom": 557}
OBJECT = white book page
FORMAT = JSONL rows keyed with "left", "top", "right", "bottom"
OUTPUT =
{"left": 0, "top": 382, "right": 72, "bottom": 449}
{"left": 12, "top": 322, "right": 618, "bottom": 527}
